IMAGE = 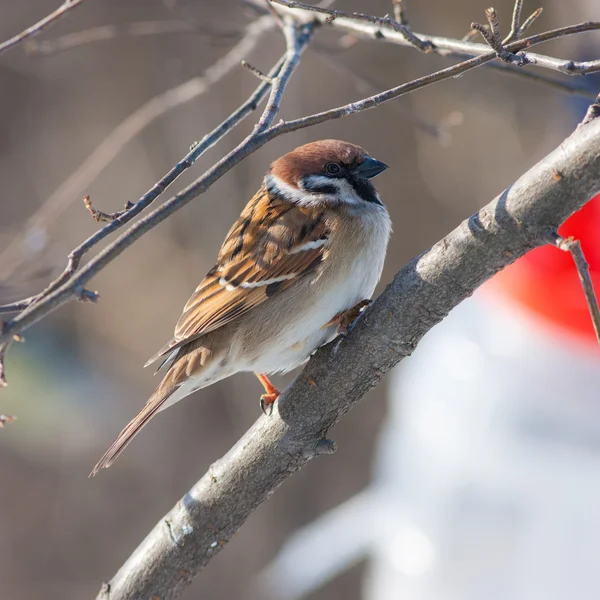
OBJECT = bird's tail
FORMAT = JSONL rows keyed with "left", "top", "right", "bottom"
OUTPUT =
{"left": 90, "top": 380, "right": 178, "bottom": 477}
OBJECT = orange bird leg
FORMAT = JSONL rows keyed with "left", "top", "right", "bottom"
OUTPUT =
{"left": 256, "top": 373, "right": 280, "bottom": 416}
{"left": 322, "top": 299, "right": 372, "bottom": 337}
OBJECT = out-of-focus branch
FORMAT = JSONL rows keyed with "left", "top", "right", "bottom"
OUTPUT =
{"left": 0, "top": 0, "right": 87, "bottom": 57}
{"left": 24, "top": 20, "right": 241, "bottom": 56}
{"left": 245, "top": 0, "right": 595, "bottom": 100}
{"left": 96, "top": 107, "right": 600, "bottom": 600}
{"left": 271, "top": 0, "right": 600, "bottom": 75}
{"left": 0, "top": 40, "right": 282, "bottom": 319}
{"left": 0, "top": 15, "right": 276, "bottom": 284}
{"left": 0, "top": 9, "right": 596, "bottom": 354}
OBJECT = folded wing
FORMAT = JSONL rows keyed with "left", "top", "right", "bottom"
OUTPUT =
{"left": 145, "top": 186, "right": 330, "bottom": 368}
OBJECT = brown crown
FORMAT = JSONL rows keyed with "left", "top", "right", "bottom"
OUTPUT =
{"left": 270, "top": 139, "right": 368, "bottom": 187}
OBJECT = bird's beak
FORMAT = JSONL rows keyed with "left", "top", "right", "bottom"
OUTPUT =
{"left": 352, "top": 156, "right": 389, "bottom": 179}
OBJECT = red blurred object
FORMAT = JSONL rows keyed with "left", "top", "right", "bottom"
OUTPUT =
{"left": 486, "top": 193, "right": 600, "bottom": 344}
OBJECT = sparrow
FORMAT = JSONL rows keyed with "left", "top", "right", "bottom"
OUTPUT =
{"left": 91, "top": 139, "right": 391, "bottom": 475}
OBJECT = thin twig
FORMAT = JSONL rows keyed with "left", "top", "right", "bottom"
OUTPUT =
{"left": 83, "top": 195, "right": 131, "bottom": 223}
{"left": 0, "top": 296, "right": 39, "bottom": 313}
{"left": 470, "top": 6, "right": 527, "bottom": 65}
{"left": 546, "top": 232, "right": 600, "bottom": 344}
{"left": 256, "top": 23, "right": 314, "bottom": 132}
{"left": 0, "top": 15, "right": 276, "bottom": 284}
{"left": 270, "top": 0, "right": 434, "bottom": 52}
{"left": 0, "top": 47, "right": 284, "bottom": 317}
{"left": 270, "top": 0, "right": 600, "bottom": 75}
{"left": 485, "top": 7, "right": 504, "bottom": 51}
{"left": 241, "top": 59, "right": 274, "bottom": 83}
{"left": 0, "top": 0, "right": 88, "bottom": 57}
{"left": 519, "top": 8, "right": 544, "bottom": 37}
{"left": 503, "top": 0, "right": 524, "bottom": 44}
{"left": 0, "top": 15, "right": 597, "bottom": 348}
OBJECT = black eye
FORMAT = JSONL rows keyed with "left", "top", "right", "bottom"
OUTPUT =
{"left": 325, "top": 163, "right": 341, "bottom": 175}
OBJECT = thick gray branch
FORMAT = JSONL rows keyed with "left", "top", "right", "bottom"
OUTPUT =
{"left": 97, "top": 112, "right": 600, "bottom": 600}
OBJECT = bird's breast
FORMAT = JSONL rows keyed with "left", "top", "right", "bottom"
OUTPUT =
{"left": 240, "top": 206, "right": 391, "bottom": 374}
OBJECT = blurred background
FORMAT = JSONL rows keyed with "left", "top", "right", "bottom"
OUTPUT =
{"left": 0, "top": 1, "right": 599, "bottom": 599}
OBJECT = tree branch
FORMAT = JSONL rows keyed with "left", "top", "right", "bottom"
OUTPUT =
{"left": 96, "top": 106, "right": 600, "bottom": 600}
{"left": 24, "top": 20, "right": 241, "bottom": 56}
{"left": 0, "top": 0, "right": 88, "bottom": 57}
{"left": 0, "top": 15, "right": 276, "bottom": 285}
{"left": 0, "top": 38, "right": 283, "bottom": 316}
{"left": 271, "top": 0, "right": 600, "bottom": 75}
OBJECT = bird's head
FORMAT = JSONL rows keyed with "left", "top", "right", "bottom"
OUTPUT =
{"left": 267, "top": 139, "right": 388, "bottom": 207}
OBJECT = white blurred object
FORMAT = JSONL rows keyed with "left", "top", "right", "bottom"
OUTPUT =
{"left": 256, "top": 290, "right": 600, "bottom": 600}
{"left": 364, "top": 292, "right": 600, "bottom": 600}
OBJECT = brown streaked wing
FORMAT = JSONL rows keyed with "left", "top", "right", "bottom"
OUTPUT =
{"left": 145, "top": 186, "right": 329, "bottom": 367}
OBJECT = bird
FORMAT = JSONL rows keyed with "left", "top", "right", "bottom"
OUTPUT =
{"left": 91, "top": 139, "right": 391, "bottom": 475}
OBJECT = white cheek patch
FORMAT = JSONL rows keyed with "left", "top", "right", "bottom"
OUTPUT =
{"left": 308, "top": 176, "right": 366, "bottom": 206}
{"left": 266, "top": 174, "right": 327, "bottom": 205}
{"left": 266, "top": 174, "right": 363, "bottom": 207}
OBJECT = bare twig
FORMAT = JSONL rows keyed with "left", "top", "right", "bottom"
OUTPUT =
{"left": 0, "top": 0, "right": 88, "bottom": 57}
{"left": 503, "top": 0, "right": 525, "bottom": 43}
{"left": 546, "top": 232, "right": 600, "bottom": 344}
{"left": 271, "top": 0, "right": 600, "bottom": 75}
{"left": 266, "top": 0, "right": 580, "bottom": 97}
{"left": 83, "top": 195, "right": 131, "bottom": 223}
{"left": 0, "top": 414, "right": 16, "bottom": 427}
{"left": 270, "top": 0, "right": 434, "bottom": 52}
{"left": 519, "top": 7, "right": 544, "bottom": 36}
{"left": 0, "top": 15, "right": 276, "bottom": 284}
{"left": 471, "top": 6, "right": 527, "bottom": 65}
{"left": 0, "top": 14, "right": 597, "bottom": 351}
{"left": 0, "top": 43, "right": 283, "bottom": 318}
{"left": 0, "top": 296, "right": 38, "bottom": 314}
{"left": 256, "top": 23, "right": 313, "bottom": 132}
{"left": 485, "top": 7, "right": 504, "bottom": 50}
{"left": 241, "top": 59, "right": 274, "bottom": 83}
{"left": 96, "top": 110, "right": 600, "bottom": 600}
{"left": 24, "top": 20, "right": 241, "bottom": 55}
